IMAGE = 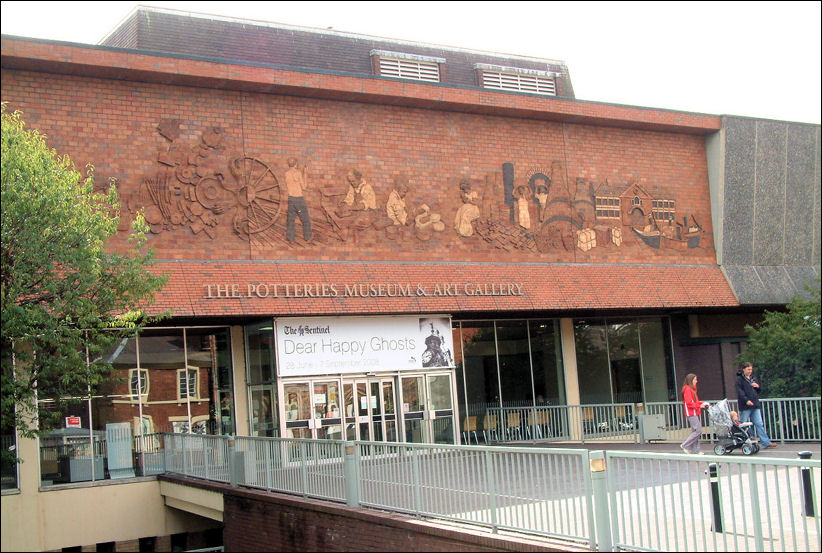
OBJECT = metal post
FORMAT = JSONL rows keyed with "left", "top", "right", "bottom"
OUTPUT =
{"left": 162, "top": 434, "right": 167, "bottom": 474}
{"left": 590, "top": 450, "right": 612, "bottom": 552}
{"left": 798, "top": 451, "right": 815, "bottom": 517}
{"left": 228, "top": 437, "right": 244, "bottom": 487}
{"left": 343, "top": 442, "right": 360, "bottom": 508}
{"left": 706, "top": 462, "right": 723, "bottom": 532}
{"left": 411, "top": 446, "right": 422, "bottom": 517}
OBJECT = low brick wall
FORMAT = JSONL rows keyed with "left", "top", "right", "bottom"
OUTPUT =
{"left": 160, "top": 475, "right": 584, "bottom": 552}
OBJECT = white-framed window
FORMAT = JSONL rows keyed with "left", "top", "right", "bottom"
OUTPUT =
{"left": 371, "top": 49, "right": 443, "bottom": 83}
{"left": 169, "top": 415, "right": 209, "bottom": 434}
{"left": 652, "top": 199, "right": 676, "bottom": 221}
{"left": 177, "top": 367, "right": 199, "bottom": 400}
{"left": 129, "top": 368, "right": 149, "bottom": 400}
{"left": 476, "top": 63, "right": 557, "bottom": 96}
{"left": 595, "top": 196, "right": 621, "bottom": 219}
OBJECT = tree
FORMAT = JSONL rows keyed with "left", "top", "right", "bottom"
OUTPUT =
{"left": 1, "top": 104, "right": 168, "bottom": 449}
{"left": 737, "top": 279, "right": 821, "bottom": 398}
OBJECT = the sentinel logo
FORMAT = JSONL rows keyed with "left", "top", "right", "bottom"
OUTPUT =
{"left": 283, "top": 325, "right": 331, "bottom": 336}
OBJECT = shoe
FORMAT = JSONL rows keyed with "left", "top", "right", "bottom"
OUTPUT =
{"left": 696, "top": 452, "right": 705, "bottom": 455}
{"left": 766, "top": 443, "right": 778, "bottom": 448}
{"left": 680, "top": 444, "right": 689, "bottom": 453}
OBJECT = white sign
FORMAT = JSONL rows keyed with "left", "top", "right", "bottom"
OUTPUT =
{"left": 276, "top": 315, "right": 454, "bottom": 377}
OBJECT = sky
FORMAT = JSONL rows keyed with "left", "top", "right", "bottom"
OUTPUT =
{"left": 1, "top": 1, "right": 820, "bottom": 124}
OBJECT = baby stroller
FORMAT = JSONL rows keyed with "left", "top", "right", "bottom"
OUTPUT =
{"left": 708, "top": 399, "right": 761, "bottom": 455}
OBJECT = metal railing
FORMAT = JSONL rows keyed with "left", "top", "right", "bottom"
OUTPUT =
{"left": 475, "top": 397, "right": 821, "bottom": 445}
{"left": 162, "top": 432, "right": 821, "bottom": 552}
{"left": 233, "top": 436, "right": 347, "bottom": 501}
{"left": 355, "top": 441, "right": 594, "bottom": 545}
{"left": 163, "top": 433, "right": 231, "bottom": 483}
{"left": 641, "top": 398, "right": 821, "bottom": 444}
{"left": 606, "top": 450, "right": 821, "bottom": 552}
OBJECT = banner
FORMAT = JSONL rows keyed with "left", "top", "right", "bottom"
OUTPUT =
{"left": 275, "top": 315, "right": 454, "bottom": 377}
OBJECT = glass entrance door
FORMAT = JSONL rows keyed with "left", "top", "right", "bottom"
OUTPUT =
{"left": 401, "top": 375, "right": 427, "bottom": 443}
{"left": 312, "top": 380, "right": 342, "bottom": 440}
{"left": 282, "top": 381, "right": 312, "bottom": 438}
{"left": 400, "top": 373, "right": 457, "bottom": 444}
{"left": 341, "top": 377, "right": 398, "bottom": 442}
{"left": 427, "top": 373, "right": 456, "bottom": 444}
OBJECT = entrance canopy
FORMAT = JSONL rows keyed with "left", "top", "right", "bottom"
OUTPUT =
{"left": 147, "top": 261, "right": 739, "bottom": 317}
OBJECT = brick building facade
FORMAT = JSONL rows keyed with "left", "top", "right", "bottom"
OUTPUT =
{"left": 1, "top": 7, "right": 819, "bottom": 549}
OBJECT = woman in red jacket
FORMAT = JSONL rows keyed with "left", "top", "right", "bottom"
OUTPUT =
{"left": 680, "top": 373, "right": 710, "bottom": 454}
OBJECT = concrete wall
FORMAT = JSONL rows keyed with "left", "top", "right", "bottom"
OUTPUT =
{"left": 708, "top": 117, "right": 821, "bottom": 304}
{"left": 1, "top": 435, "right": 218, "bottom": 552}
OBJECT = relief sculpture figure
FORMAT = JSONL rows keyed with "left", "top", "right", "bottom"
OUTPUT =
{"left": 513, "top": 184, "right": 533, "bottom": 230}
{"left": 284, "top": 157, "right": 312, "bottom": 242}
{"left": 326, "top": 169, "right": 378, "bottom": 242}
{"left": 454, "top": 179, "right": 481, "bottom": 237}
{"left": 386, "top": 179, "right": 410, "bottom": 226}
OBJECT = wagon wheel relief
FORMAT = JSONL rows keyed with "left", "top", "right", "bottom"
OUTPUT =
{"left": 228, "top": 156, "right": 284, "bottom": 238}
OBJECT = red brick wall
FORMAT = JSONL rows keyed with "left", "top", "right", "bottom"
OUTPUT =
{"left": 217, "top": 482, "right": 575, "bottom": 552}
{"left": 1, "top": 68, "right": 716, "bottom": 267}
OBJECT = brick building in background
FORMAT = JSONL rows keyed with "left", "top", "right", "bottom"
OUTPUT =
{"left": 1, "top": 6, "right": 819, "bottom": 551}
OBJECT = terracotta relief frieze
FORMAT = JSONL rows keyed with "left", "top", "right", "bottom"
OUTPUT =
{"left": 130, "top": 121, "right": 709, "bottom": 256}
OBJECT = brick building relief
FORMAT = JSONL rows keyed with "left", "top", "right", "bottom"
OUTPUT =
{"left": 132, "top": 121, "right": 709, "bottom": 256}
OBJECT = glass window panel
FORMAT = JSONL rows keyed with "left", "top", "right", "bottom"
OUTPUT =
{"left": 250, "top": 387, "right": 276, "bottom": 437}
{"left": 574, "top": 319, "right": 612, "bottom": 404}
{"left": 529, "top": 319, "right": 565, "bottom": 405}
{"left": 460, "top": 321, "right": 499, "bottom": 418}
{"left": 607, "top": 320, "right": 642, "bottom": 404}
{"left": 313, "top": 382, "right": 329, "bottom": 419}
{"left": 382, "top": 381, "right": 395, "bottom": 414}
{"left": 639, "top": 318, "right": 676, "bottom": 402}
{"left": 401, "top": 376, "right": 423, "bottom": 412}
{"left": 453, "top": 323, "right": 469, "bottom": 433}
{"left": 428, "top": 375, "right": 453, "bottom": 411}
{"left": 283, "top": 383, "right": 311, "bottom": 421}
{"left": 245, "top": 320, "right": 275, "bottom": 385}
{"left": 343, "top": 383, "right": 355, "bottom": 420}
{"left": 495, "top": 320, "right": 532, "bottom": 408}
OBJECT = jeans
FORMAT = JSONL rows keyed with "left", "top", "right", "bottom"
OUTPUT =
{"left": 739, "top": 408, "right": 772, "bottom": 447}
{"left": 681, "top": 415, "right": 702, "bottom": 453}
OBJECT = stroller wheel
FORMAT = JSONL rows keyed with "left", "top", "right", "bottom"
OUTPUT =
{"left": 753, "top": 443, "right": 761, "bottom": 454}
{"left": 742, "top": 443, "right": 754, "bottom": 455}
{"left": 714, "top": 444, "right": 726, "bottom": 455}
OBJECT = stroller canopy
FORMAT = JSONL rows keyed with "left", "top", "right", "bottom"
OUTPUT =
{"left": 708, "top": 398, "right": 734, "bottom": 438}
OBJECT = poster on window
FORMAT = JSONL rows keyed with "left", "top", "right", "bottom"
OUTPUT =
{"left": 275, "top": 315, "right": 454, "bottom": 377}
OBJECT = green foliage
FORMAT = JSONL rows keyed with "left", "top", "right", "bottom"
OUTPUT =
{"left": 738, "top": 279, "right": 821, "bottom": 398}
{"left": 1, "top": 104, "right": 168, "bottom": 448}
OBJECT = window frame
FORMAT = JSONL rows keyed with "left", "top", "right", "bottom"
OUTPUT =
{"left": 128, "top": 368, "right": 149, "bottom": 400}
{"left": 177, "top": 367, "right": 200, "bottom": 401}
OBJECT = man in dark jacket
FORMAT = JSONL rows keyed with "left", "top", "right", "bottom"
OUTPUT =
{"left": 736, "top": 362, "right": 776, "bottom": 448}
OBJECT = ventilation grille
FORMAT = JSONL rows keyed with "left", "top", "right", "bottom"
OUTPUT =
{"left": 482, "top": 71, "right": 556, "bottom": 95}
{"left": 379, "top": 57, "right": 440, "bottom": 82}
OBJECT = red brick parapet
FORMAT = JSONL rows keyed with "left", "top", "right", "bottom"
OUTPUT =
{"left": 2, "top": 37, "right": 722, "bottom": 135}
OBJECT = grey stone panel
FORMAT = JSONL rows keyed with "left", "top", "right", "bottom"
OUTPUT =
{"left": 722, "top": 117, "right": 756, "bottom": 265}
{"left": 814, "top": 126, "right": 821, "bottom": 269}
{"left": 785, "top": 125, "right": 817, "bottom": 265}
{"left": 755, "top": 265, "right": 796, "bottom": 304}
{"left": 753, "top": 120, "right": 786, "bottom": 266}
{"left": 784, "top": 265, "right": 821, "bottom": 300}
{"left": 723, "top": 265, "right": 766, "bottom": 304}
{"left": 726, "top": 264, "right": 819, "bottom": 305}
